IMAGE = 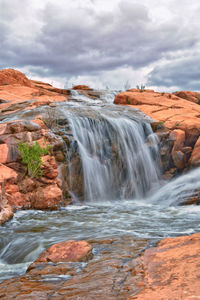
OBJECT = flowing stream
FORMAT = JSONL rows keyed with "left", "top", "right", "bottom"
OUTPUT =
{"left": 0, "top": 90, "right": 200, "bottom": 282}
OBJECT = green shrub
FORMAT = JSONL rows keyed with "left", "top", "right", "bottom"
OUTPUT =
{"left": 18, "top": 141, "right": 51, "bottom": 178}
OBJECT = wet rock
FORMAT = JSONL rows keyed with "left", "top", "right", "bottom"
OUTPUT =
{"left": 189, "top": 136, "right": 200, "bottom": 167}
{"left": 0, "top": 204, "right": 14, "bottom": 225}
{"left": 34, "top": 240, "right": 93, "bottom": 264}
{"left": 0, "top": 236, "right": 148, "bottom": 299}
{"left": 179, "top": 193, "right": 200, "bottom": 205}
{"left": 162, "top": 168, "right": 177, "bottom": 180}
{"left": 172, "top": 150, "right": 185, "bottom": 169}
{"left": 54, "top": 150, "right": 65, "bottom": 162}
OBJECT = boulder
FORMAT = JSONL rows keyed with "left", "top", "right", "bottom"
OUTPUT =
{"left": 41, "top": 155, "right": 58, "bottom": 179}
{"left": 169, "top": 129, "right": 186, "bottom": 169}
{"left": 189, "top": 136, "right": 200, "bottom": 167}
{"left": 30, "top": 184, "right": 62, "bottom": 210}
{"left": 34, "top": 240, "right": 93, "bottom": 263}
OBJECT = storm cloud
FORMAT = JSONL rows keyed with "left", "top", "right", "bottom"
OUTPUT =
{"left": 1, "top": 0, "right": 200, "bottom": 90}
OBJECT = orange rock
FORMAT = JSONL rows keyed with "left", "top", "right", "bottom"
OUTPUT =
{"left": 131, "top": 233, "right": 200, "bottom": 300}
{"left": 0, "top": 204, "right": 14, "bottom": 225}
{"left": 41, "top": 155, "right": 58, "bottom": 179}
{"left": 189, "top": 136, "right": 200, "bottom": 167}
{"left": 114, "top": 90, "right": 200, "bottom": 142}
{"left": 30, "top": 184, "right": 62, "bottom": 210}
{"left": 6, "top": 191, "right": 27, "bottom": 208}
{"left": 0, "top": 144, "right": 9, "bottom": 164}
{"left": 72, "top": 85, "right": 92, "bottom": 90}
{"left": 35, "top": 240, "right": 93, "bottom": 263}
{"left": 0, "top": 164, "right": 17, "bottom": 183}
{"left": 32, "top": 118, "right": 46, "bottom": 129}
{"left": 0, "top": 68, "right": 32, "bottom": 87}
{"left": 170, "top": 129, "right": 186, "bottom": 169}
{"left": 0, "top": 68, "right": 69, "bottom": 115}
{"left": 174, "top": 90, "right": 200, "bottom": 104}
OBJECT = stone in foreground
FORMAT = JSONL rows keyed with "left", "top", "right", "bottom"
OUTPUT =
{"left": 34, "top": 240, "right": 93, "bottom": 263}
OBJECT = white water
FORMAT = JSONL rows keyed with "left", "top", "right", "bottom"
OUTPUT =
{"left": 65, "top": 112, "right": 160, "bottom": 201}
{"left": 148, "top": 166, "right": 200, "bottom": 206}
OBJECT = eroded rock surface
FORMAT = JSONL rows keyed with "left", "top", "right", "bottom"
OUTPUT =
{"left": 33, "top": 240, "right": 93, "bottom": 264}
{"left": 0, "top": 69, "right": 70, "bottom": 116}
{"left": 0, "top": 119, "right": 64, "bottom": 224}
{"left": 0, "top": 236, "right": 148, "bottom": 300}
{"left": 131, "top": 233, "right": 200, "bottom": 300}
{"left": 1, "top": 233, "right": 199, "bottom": 300}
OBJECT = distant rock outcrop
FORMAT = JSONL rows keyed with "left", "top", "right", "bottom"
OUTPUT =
{"left": 0, "top": 68, "right": 32, "bottom": 87}
{"left": 72, "top": 85, "right": 92, "bottom": 90}
{"left": 173, "top": 90, "right": 200, "bottom": 104}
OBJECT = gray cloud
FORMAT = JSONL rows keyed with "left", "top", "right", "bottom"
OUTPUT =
{"left": 0, "top": 0, "right": 200, "bottom": 90}
{"left": 148, "top": 54, "right": 200, "bottom": 91}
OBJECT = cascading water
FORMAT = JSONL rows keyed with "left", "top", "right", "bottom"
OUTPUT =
{"left": 65, "top": 111, "right": 160, "bottom": 201}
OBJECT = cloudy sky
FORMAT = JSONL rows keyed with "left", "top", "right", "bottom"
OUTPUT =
{"left": 1, "top": 0, "right": 200, "bottom": 91}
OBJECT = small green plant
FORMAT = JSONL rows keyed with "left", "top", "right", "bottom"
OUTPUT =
{"left": 136, "top": 84, "right": 145, "bottom": 92}
{"left": 18, "top": 141, "right": 51, "bottom": 178}
{"left": 126, "top": 97, "right": 131, "bottom": 104}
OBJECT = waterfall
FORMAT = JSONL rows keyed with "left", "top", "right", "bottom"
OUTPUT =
{"left": 61, "top": 106, "right": 160, "bottom": 202}
{"left": 148, "top": 166, "right": 200, "bottom": 206}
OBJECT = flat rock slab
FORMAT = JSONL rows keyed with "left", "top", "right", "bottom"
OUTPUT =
{"left": 131, "top": 232, "right": 200, "bottom": 299}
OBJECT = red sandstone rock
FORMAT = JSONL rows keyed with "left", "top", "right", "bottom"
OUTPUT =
{"left": 0, "top": 204, "right": 14, "bottom": 225}
{"left": 0, "top": 69, "right": 69, "bottom": 115}
{"left": 131, "top": 233, "right": 200, "bottom": 300}
{"left": 0, "top": 164, "right": 17, "bottom": 183}
{"left": 30, "top": 184, "right": 62, "bottom": 210}
{"left": 114, "top": 90, "right": 200, "bottom": 136}
{"left": 174, "top": 90, "right": 200, "bottom": 104}
{"left": 35, "top": 240, "right": 93, "bottom": 263}
{"left": 0, "top": 144, "right": 9, "bottom": 164}
{"left": 41, "top": 155, "right": 58, "bottom": 179}
{"left": 72, "top": 85, "right": 92, "bottom": 90}
{"left": 170, "top": 129, "right": 186, "bottom": 169}
{"left": 189, "top": 136, "right": 200, "bottom": 167}
{"left": 0, "top": 68, "right": 32, "bottom": 87}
